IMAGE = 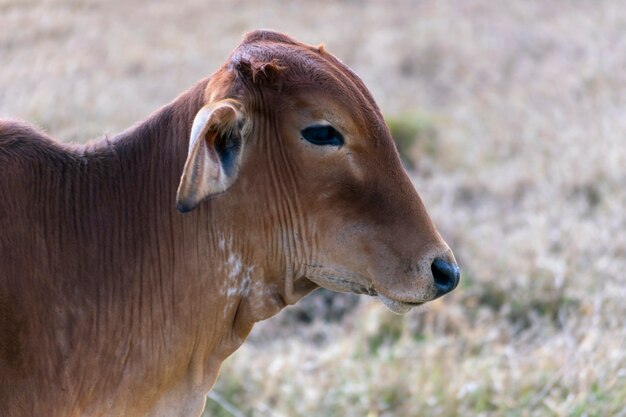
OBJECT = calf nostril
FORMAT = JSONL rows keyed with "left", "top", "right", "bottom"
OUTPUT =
{"left": 431, "top": 258, "right": 460, "bottom": 298}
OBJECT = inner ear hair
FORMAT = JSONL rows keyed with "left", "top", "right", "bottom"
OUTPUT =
{"left": 211, "top": 104, "right": 241, "bottom": 134}
{"left": 215, "top": 116, "right": 240, "bottom": 140}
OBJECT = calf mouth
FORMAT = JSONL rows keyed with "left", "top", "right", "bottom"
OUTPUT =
{"left": 376, "top": 293, "right": 424, "bottom": 314}
{"left": 352, "top": 280, "right": 428, "bottom": 314}
{"left": 304, "top": 265, "right": 428, "bottom": 314}
{"left": 323, "top": 278, "right": 426, "bottom": 315}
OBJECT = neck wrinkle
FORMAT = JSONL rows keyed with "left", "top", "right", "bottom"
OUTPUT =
{"left": 74, "top": 80, "right": 213, "bottom": 407}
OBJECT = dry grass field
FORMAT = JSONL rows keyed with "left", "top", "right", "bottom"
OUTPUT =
{"left": 2, "top": 0, "right": 625, "bottom": 416}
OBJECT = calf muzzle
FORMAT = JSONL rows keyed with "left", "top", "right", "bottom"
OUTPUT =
{"left": 431, "top": 258, "right": 460, "bottom": 298}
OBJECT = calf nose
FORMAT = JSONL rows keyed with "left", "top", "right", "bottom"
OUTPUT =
{"left": 431, "top": 258, "right": 460, "bottom": 298}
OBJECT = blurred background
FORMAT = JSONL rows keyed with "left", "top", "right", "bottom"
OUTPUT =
{"left": 1, "top": 0, "right": 625, "bottom": 415}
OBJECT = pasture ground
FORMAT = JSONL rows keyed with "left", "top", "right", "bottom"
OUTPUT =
{"left": 1, "top": 0, "right": 625, "bottom": 416}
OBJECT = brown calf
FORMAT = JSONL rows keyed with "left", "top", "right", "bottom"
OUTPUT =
{"left": 0, "top": 30, "right": 459, "bottom": 417}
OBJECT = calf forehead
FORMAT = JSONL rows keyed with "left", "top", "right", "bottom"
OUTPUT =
{"left": 229, "top": 32, "right": 386, "bottom": 138}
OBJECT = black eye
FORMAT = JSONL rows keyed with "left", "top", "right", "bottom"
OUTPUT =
{"left": 300, "top": 125, "right": 344, "bottom": 147}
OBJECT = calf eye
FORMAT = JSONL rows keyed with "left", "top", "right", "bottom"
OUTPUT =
{"left": 301, "top": 125, "right": 344, "bottom": 147}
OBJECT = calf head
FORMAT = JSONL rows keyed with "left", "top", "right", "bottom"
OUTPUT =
{"left": 177, "top": 30, "right": 459, "bottom": 315}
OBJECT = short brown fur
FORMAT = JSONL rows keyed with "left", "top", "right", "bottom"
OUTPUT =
{"left": 0, "top": 30, "right": 457, "bottom": 417}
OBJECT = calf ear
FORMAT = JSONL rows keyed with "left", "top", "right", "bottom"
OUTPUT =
{"left": 176, "top": 99, "right": 244, "bottom": 213}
